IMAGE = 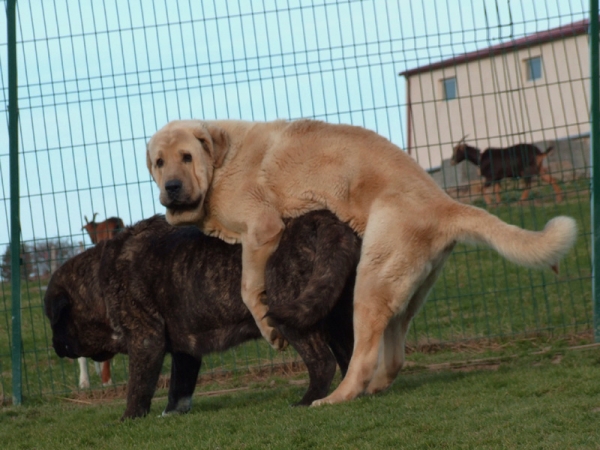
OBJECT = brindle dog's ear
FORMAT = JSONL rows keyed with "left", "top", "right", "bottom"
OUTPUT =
{"left": 49, "top": 294, "right": 70, "bottom": 327}
{"left": 193, "top": 124, "right": 230, "bottom": 168}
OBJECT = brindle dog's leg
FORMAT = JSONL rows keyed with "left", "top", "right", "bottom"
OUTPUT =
{"left": 163, "top": 352, "right": 201, "bottom": 416}
{"left": 325, "top": 284, "right": 355, "bottom": 378}
{"left": 121, "top": 335, "right": 166, "bottom": 420}
{"left": 278, "top": 325, "right": 337, "bottom": 406}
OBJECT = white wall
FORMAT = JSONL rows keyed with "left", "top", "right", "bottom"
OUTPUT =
{"left": 407, "top": 34, "right": 590, "bottom": 170}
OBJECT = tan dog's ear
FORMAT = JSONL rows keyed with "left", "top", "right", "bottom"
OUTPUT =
{"left": 194, "top": 124, "right": 230, "bottom": 168}
{"left": 146, "top": 144, "right": 152, "bottom": 173}
{"left": 145, "top": 144, "right": 158, "bottom": 182}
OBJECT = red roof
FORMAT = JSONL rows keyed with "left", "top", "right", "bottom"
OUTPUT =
{"left": 399, "top": 18, "right": 590, "bottom": 77}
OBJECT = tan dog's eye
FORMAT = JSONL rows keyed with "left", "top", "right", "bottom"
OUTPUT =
{"left": 182, "top": 153, "right": 192, "bottom": 163}
{"left": 156, "top": 158, "right": 164, "bottom": 168}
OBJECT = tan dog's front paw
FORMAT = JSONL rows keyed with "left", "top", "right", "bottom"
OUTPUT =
{"left": 269, "top": 327, "right": 288, "bottom": 351}
{"left": 266, "top": 316, "right": 278, "bottom": 328}
{"left": 259, "top": 292, "right": 269, "bottom": 305}
{"left": 257, "top": 293, "right": 287, "bottom": 350}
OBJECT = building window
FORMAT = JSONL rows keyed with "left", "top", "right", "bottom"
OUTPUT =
{"left": 442, "top": 77, "right": 457, "bottom": 101}
{"left": 525, "top": 56, "right": 542, "bottom": 81}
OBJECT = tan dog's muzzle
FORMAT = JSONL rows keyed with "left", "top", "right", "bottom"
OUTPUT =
{"left": 164, "top": 179, "right": 183, "bottom": 203}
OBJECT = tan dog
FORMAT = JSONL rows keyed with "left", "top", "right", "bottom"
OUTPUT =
{"left": 146, "top": 119, "right": 577, "bottom": 406}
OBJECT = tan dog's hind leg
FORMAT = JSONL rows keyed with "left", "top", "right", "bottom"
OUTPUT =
{"left": 365, "top": 245, "right": 454, "bottom": 395}
{"left": 311, "top": 280, "right": 392, "bottom": 405}
{"left": 313, "top": 211, "right": 437, "bottom": 406}
{"left": 241, "top": 214, "right": 287, "bottom": 350}
{"left": 365, "top": 314, "right": 403, "bottom": 396}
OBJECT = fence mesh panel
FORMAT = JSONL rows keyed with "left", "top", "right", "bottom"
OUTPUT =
{"left": 0, "top": 0, "right": 593, "bottom": 402}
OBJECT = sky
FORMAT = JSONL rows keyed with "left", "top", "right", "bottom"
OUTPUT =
{"left": 0, "top": 0, "right": 590, "bottom": 254}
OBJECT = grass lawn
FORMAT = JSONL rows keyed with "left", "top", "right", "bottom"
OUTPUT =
{"left": 1, "top": 340, "right": 599, "bottom": 449}
{"left": 0, "top": 181, "right": 594, "bottom": 400}
{"left": 0, "top": 179, "right": 595, "bottom": 448}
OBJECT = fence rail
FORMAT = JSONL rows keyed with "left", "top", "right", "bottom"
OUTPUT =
{"left": 1, "top": 0, "right": 596, "bottom": 404}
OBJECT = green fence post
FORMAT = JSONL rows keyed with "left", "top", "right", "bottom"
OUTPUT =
{"left": 8, "top": 0, "right": 22, "bottom": 404}
{"left": 591, "top": 0, "right": 600, "bottom": 343}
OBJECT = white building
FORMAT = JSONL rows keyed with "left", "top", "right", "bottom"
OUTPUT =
{"left": 400, "top": 19, "right": 591, "bottom": 172}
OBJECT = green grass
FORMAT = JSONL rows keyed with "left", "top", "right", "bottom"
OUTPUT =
{"left": 412, "top": 190, "right": 591, "bottom": 343}
{"left": 1, "top": 343, "right": 599, "bottom": 449}
{"left": 0, "top": 181, "right": 593, "bottom": 402}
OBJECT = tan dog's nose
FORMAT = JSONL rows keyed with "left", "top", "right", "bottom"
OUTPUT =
{"left": 165, "top": 179, "right": 183, "bottom": 200}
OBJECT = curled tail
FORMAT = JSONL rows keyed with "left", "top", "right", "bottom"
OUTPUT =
{"left": 266, "top": 215, "right": 360, "bottom": 329}
{"left": 448, "top": 203, "right": 577, "bottom": 271}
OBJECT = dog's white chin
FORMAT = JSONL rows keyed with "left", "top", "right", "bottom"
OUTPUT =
{"left": 165, "top": 208, "right": 204, "bottom": 227}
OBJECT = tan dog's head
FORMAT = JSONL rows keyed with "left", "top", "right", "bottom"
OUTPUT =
{"left": 146, "top": 121, "right": 229, "bottom": 226}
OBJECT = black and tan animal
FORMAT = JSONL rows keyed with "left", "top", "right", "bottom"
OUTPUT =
{"left": 44, "top": 211, "right": 358, "bottom": 420}
{"left": 450, "top": 138, "right": 563, "bottom": 205}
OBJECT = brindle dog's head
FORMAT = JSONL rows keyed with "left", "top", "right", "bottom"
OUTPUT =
{"left": 146, "top": 120, "right": 230, "bottom": 227}
{"left": 44, "top": 250, "right": 119, "bottom": 362}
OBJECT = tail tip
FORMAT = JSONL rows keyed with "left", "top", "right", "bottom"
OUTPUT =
{"left": 545, "top": 216, "right": 577, "bottom": 240}
{"left": 544, "top": 216, "right": 578, "bottom": 264}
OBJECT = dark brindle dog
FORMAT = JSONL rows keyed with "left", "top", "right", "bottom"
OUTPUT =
{"left": 44, "top": 211, "right": 359, "bottom": 420}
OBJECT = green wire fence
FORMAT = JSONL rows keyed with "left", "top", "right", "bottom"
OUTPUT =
{"left": 1, "top": 0, "right": 596, "bottom": 404}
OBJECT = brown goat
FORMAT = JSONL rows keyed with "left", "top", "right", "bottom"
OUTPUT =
{"left": 82, "top": 213, "right": 125, "bottom": 244}
{"left": 450, "top": 139, "right": 563, "bottom": 205}
{"left": 81, "top": 213, "right": 125, "bottom": 386}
